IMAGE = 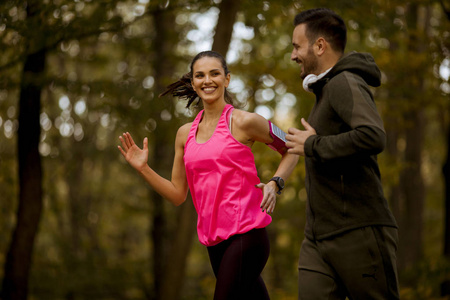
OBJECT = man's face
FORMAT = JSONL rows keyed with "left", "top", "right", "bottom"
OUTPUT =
{"left": 291, "top": 24, "right": 319, "bottom": 79}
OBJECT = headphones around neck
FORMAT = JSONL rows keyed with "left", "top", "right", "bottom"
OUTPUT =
{"left": 302, "top": 68, "right": 332, "bottom": 93}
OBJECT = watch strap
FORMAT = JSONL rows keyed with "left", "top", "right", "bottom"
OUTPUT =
{"left": 269, "top": 176, "right": 284, "bottom": 195}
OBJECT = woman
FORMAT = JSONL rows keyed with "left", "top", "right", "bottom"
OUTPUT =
{"left": 118, "top": 51, "right": 298, "bottom": 300}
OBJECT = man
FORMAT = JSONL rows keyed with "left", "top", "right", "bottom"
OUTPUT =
{"left": 285, "top": 8, "right": 400, "bottom": 300}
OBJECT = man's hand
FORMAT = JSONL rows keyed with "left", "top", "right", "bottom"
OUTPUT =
{"left": 286, "top": 118, "right": 316, "bottom": 156}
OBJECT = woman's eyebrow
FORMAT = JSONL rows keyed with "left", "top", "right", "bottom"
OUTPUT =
{"left": 194, "top": 69, "right": 221, "bottom": 74}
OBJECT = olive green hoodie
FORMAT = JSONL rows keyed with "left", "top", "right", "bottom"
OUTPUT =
{"left": 303, "top": 51, "right": 397, "bottom": 240}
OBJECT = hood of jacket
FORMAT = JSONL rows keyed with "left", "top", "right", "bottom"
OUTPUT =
{"left": 310, "top": 51, "right": 381, "bottom": 92}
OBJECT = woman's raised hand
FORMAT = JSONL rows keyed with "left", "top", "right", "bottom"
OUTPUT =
{"left": 118, "top": 132, "right": 148, "bottom": 172}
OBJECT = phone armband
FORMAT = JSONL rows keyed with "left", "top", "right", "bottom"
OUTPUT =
{"left": 266, "top": 121, "right": 287, "bottom": 155}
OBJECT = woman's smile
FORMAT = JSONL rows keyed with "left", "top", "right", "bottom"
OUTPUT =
{"left": 202, "top": 86, "right": 217, "bottom": 94}
{"left": 191, "top": 56, "right": 230, "bottom": 103}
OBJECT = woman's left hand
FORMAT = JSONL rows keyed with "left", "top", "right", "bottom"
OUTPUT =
{"left": 256, "top": 183, "right": 277, "bottom": 214}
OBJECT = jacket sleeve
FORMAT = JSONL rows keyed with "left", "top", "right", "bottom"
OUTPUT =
{"left": 304, "top": 72, "right": 386, "bottom": 162}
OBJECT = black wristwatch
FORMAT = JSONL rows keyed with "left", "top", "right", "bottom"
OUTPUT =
{"left": 269, "top": 176, "right": 285, "bottom": 195}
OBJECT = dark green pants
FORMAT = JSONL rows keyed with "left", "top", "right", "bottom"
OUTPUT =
{"left": 298, "top": 226, "right": 399, "bottom": 300}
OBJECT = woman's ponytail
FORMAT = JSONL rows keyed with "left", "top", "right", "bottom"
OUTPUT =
{"left": 159, "top": 72, "right": 200, "bottom": 108}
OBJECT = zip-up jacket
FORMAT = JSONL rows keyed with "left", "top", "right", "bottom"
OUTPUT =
{"left": 303, "top": 51, "right": 397, "bottom": 241}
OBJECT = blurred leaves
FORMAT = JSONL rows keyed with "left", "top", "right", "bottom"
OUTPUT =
{"left": 0, "top": 0, "right": 449, "bottom": 299}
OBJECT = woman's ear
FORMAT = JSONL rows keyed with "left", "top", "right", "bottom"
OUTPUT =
{"left": 225, "top": 73, "right": 231, "bottom": 88}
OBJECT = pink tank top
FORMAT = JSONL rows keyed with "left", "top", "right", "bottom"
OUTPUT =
{"left": 184, "top": 104, "right": 272, "bottom": 246}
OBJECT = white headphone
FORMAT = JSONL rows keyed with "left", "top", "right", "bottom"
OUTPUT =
{"left": 302, "top": 68, "right": 332, "bottom": 93}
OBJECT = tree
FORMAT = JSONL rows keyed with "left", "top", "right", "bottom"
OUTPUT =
{"left": 0, "top": 0, "right": 141, "bottom": 298}
{"left": 443, "top": 125, "right": 450, "bottom": 296}
{"left": 0, "top": 1, "right": 448, "bottom": 299}
{"left": 212, "top": 0, "right": 240, "bottom": 55}
{"left": 2, "top": 2, "right": 45, "bottom": 299}
{"left": 148, "top": 4, "right": 179, "bottom": 300}
{"left": 397, "top": 2, "right": 428, "bottom": 269}
{"left": 439, "top": 1, "right": 450, "bottom": 296}
{"left": 152, "top": 1, "right": 242, "bottom": 299}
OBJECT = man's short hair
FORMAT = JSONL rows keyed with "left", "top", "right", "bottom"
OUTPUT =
{"left": 294, "top": 8, "right": 347, "bottom": 53}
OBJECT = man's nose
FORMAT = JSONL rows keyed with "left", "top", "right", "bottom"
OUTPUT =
{"left": 290, "top": 49, "right": 296, "bottom": 61}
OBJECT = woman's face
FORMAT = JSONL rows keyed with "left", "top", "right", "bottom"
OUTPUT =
{"left": 191, "top": 56, "right": 230, "bottom": 104}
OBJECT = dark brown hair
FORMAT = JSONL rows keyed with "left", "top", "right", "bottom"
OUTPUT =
{"left": 159, "top": 51, "right": 234, "bottom": 108}
{"left": 294, "top": 8, "right": 347, "bottom": 54}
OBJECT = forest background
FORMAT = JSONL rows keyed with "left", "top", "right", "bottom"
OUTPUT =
{"left": 0, "top": 0, "right": 449, "bottom": 299}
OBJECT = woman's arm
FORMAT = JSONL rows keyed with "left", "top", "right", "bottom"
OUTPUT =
{"left": 232, "top": 110, "right": 299, "bottom": 213}
{"left": 118, "top": 124, "right": 190, "bottom": 206}
{"left": 258, "top": 145, "right": 299, "bottom": 214}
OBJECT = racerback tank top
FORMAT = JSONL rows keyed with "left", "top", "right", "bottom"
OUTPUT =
{"left": 184, "top": 104, "right": 272, "bottom": 246}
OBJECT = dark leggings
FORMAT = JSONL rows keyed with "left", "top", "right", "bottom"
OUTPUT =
{"left": 207, "top": 228, "right": 271, "bottom": 300}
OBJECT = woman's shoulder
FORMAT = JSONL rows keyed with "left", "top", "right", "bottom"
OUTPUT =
{"left": 232, "top": 109, "right": 266, "bottom": 129}
{"left": 178, "top": 122, "right": 192, "bottom": 135}
{"left": 176, "top": 122, "right": 193, "bottom": 145}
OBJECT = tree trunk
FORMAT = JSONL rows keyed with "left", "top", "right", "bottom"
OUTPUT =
{"left": 160, "top": 199, "right": 197, "bottom": 300}
{"left": 385, "top": 121, "right": 402, "bottom": 224}
{"left": 212, "top": 0, "right": 240, "bottom": 56}
{"left": 151, "top": 2, "right": 241, "bottom": 299}
{"left": 397, "top": 3, "right": 427, "bottom": 270}
{"left": 150, "top": 6, "right": 178, "bottom": 300}
{"left": 2, "top": 31, "right": 46, "bottom": 300}
{"left": 442, "top": 123, "right": 450, "bottom": 296}
{"left": 398, "top": 111, "right": 425, "bottom": 268}
{"left": 440, "top": 4, "right": 450, "bottom": 298}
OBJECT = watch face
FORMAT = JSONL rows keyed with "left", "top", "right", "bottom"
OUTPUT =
{"left": 278, "top": 178, "right": 285, "bottom": 188}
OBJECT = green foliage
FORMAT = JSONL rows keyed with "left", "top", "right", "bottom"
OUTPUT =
{"left": 399, "top": 257, "right": 450, "bottom": 300}
{"left": 0, "top": 0, "right": 449, "bottom": 299}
